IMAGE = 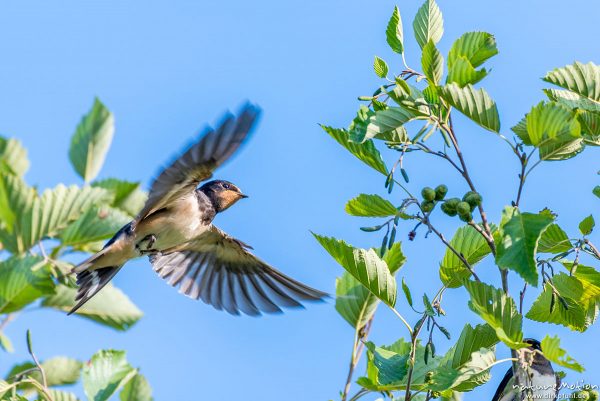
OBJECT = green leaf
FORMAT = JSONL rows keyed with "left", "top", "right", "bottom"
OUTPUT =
{"left": 594, "top": 185, "right": 600, "bottom": 199}
{"left": 321, "top": 125, "right": 388, "bottom": 175}
{"left": 381, "top": 242, "right": 406, "bottom": 273}
{"left": 44, "top": 390, "right": 80, "bottom": 401}
{"left": 345, "top": 194, "right": 397, "bottom": 217}
{"left": 92, "top": 178, "right": 147, "bottom": 217}
{"left": 495, "top": 207, "right": 554, "bottom": 286}
{"left": 42, "top": 284, "right": 142, "bottom": 331}
{"left": 540, "top": 335, "right": 584, "bottom": 372}
{"left": 43, "top": 357, "right": 82, "bottom": 386}
{"left": 446, "top": 324, "right": 498, "bottom": 369}
{"left": 60, "top": 206, "right": 131, "bottom": 250}
{"left": 0, "top": 174, "right": 37, "bottom": 251}
{"left": 543, "top": 62, "right": 600, "bottom": 103}
{"left": 440, "top": 83, "right": 500, "bottom": 133}
{"left": 386, "top": 6, "right": 404, "bottom": 54}
{"left": 0, "top": 137, "right": 29, "bottom": 177}
{"left": 579, "top": 214, "right": 595, "bottom": 235}
{"left": 313, "top": 234, "right": 397, "bottom": 306}
{"left": 82, "top": 350, "right": 137, "bottom": 401}
{"left": 401, "top": 278, "right": 413, "bottom": 306}
{"left": 514, "top": 102, "right": 581, "bottom": 148}
{"left": 448, "top": 32, "right": 498, "bottom": 70}
{"left": 120, "top": 373, "right": 153, "bottom": 401}
{"left": 422, "top": 40, "right": 444, "bottom": 85}
{"left": 0, "top": 256, "right": 54, "bottom": 313}
{"left": 428, "top": 348, "right": 496, "bottom": 392}
{"left": 0, "top": 333, "right": 14, "bottom": 353}
{"left": 413, "top": 0, "right": 443, "bottom": 49}
{"left": 526, "top": 274, "right": 590, "bottom": 332}
{"left": 464, "top": 280, "right": 526, "bottom": 349}
{"left": 366, "top": 107, "right": 421, "bottom": 141}
{"left": 538, "top": 224, "right": 572, "bottom": 254}
{"left": 361, "top": 341, "right": 409, "bottom": 388}
{"left": 439, "top": 224, "right": 493, "bottom": 288}
{"left": 335, "top": 272, "right": 379, "bottom": 329}
{"left": 69, "top": 98, "right": 115, "bottom": 183}
{"left": 374, "top": 56, "right": 389, "bottom": 78}
{"left": 446, "top": 56, "right": 487, "bottom": 87}
{"left": 544, "top": 88, "right": 600, "bottom": 113}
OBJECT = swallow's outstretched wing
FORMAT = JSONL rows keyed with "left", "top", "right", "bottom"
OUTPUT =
{"left": 149, "top": 226, "right": 327, "bottom": 316}
{"left": 136, "top": 104, "right": 260, "bottom": 221}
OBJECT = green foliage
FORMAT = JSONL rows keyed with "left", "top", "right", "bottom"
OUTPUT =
{"left": 464, "top": 280, "right": 526, "bottom": 349}
{"left": 345, "top": 194, "right": 398, "bottom": 217}
{"left": 313, "top": 234, "right": 398, "bottom": 306}
{"left": 69, "top": 98, "right": 115, "bottom": 183}
{"left": 0, "top": 256, "right": 54, "bottom": 313}
{"left": 495, "top": 207, "right": 554, "bottom": 286}
{"left": 439, "top": 224, "right": 493, "bottom": 287}
{"left": 0, "top": 137, "right": 29, "bottom": 177}
{"left": 83, "top": 350, "right": 137, "bottom": 401}
{"left": 317, "top": 3, "right": 599, "bottom": 400}
{"left": 413, "top": 0, "right": 443, "bottom": 49}
{"left": 440, "top": 83, "right": 500, "bottom": 132}
{"left": 386, "top": 6, "right": 404, "bottom": 54}
{"left": 541, "top": 335, "right": 584, "bottom": 372}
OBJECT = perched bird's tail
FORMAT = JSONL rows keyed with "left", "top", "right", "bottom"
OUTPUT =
{"left": 68, "top": 265, "right": 124, "bottom": 315}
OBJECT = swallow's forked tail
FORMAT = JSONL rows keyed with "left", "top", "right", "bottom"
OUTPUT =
{"left": 68, "top": 262, "right": 124, "bottom": 315}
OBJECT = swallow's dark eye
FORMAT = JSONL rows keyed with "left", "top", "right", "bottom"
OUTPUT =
{"left": 222, "top": 183, "right": 230, "bottom": 189}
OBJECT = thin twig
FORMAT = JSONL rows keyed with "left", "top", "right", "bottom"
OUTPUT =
{"left": 26, "top": 331, "right": 49, "bottom": 390}
{"left": 584, "top": 239, "right": 600, "bottom": 260}
{"left": 390, "top": 307, "right": 414, "bottom": 335}
{"left": 519, "top": 283, "right": 528, "bottom": 314}
{"left": 341, "top": 318, "right": 374, "bottom": 401}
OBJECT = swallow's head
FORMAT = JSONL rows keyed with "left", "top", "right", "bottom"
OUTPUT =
{"left": 200, "top": 180, "right": 248, "bottom": 213}
{"left": 524, "top": 338, "right": 542, "bottom": 351}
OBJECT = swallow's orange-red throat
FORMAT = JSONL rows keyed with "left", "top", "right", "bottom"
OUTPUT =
{"left": 70, "top": 104, "right": 326, "bottom": 316}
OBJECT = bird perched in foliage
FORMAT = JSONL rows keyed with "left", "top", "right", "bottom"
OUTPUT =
{"left": 491, "top": 339, "right": 560, "bottom": 401}
{"left": 70, "top": 103, "right": 326, "bottom": 316}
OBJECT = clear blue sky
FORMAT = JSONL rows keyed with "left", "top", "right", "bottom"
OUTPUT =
{"left": 1, "top": 0, "right": 599, "bottom": 399}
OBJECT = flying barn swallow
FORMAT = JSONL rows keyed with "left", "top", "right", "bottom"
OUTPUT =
{"left": 70, "top": 104, "right": 326, "bottom": 316}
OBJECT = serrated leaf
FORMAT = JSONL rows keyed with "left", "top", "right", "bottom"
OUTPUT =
{"left": 440, "top": 83, "right": 500, "bottom": 133}
{"left": 0, "top": 137, "right": 29, "bottom": 177}
{"left": 83, "top": 350, "right": 137, "bottom": 401}
{"left": 374, "top": 56, "right": 389, "bottom": 78}
{"left": 335, "top": 272, "right": 379, "bottom": 329}
{"left": 92, "top": 178, "right": 147, "bottom": 217}
{"left": 495, "top": 207, "right": 554, "bottom": 286}
{"left": 386, "top": 6, "right": 404, "bottom": 54}
{"left": 321, "top": 125, "right": 387, "bottom": 175}
{"left": 579, "top": 214, "right": 595, "bottom": 235}
{"left": 401, "top": 278, "right": 412, "bottom": 306}
{"left": 464, "top": 280, "right": 526, "bottom": 349}
{"left": 447, "top": 32, "right": 498, "bottom": 70}
{"left": 0, "top": 174, "right": 37, "bottom": 251}
{"left": 366, "top": 107, "right": 422, "bottom": 141}
{"left": 313, "top": 234, "right": 397, "bottom": 306}
{"left": 428, "top": 348, "right": 496, "bottom": 392}
{"left": 515, "top": 102, "right": 581, "bottom": 148}
{"left": 413, "top": 0, "right": 443, "bottom": 49}
{"left": 439, "top": 224, "right": 493, "bottom": 288}
{"left": 540, "top": 335, "right": 584, "bottom": 372}
{"left": 364, "top": 342, "right": 409, "bottom": 386}
{"left": 526, "top": 274, "right": 590, "bottom": 332}
{"left": 446, "top": 324, "right": 498, "bottom": 369}
{"left": 43, "top": 390, "right": 80, "bottom": 401}
{"left": 543, "top": 62, "right": 600, "bottom": 103}
{"left": 43, "top": 357, "right": 82, "bottom": 386}
{"left": 120, "top": 373, "right": 153, "bottom": 401}
{"left": 446, "top": 56, "right": 487, "bottom": 87}
{"left": 422, "top": 40, "right": 444, "bottom": 85}
{"left": 42, "top": 284, "right": 142, "bottom": 331}
{"left": 60, "top": 206, "right": 130, "bottom": 250}
{"left": 544, "top": 88, "right": 600, "bottom": 113}
{"left": 345, "top": 194, "right": 397, "bottom": 217}
{"left": 0, "top": 256, "right": 54, "bottom": 313}
{"left": 381, "top": 242, "right": 406, "bottom": 273}
{"left": 69, "top": 98, "right": 115, "bottom": 183}
{"left": 538, "top": 224, "right": 572, "bottom": 254}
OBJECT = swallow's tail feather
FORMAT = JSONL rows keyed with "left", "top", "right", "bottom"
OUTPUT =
{"left": 68, "top": 265, "right": 124, "bottom": 315}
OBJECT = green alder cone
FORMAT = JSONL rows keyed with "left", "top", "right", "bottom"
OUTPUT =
{"left": 435, "top": 184, "right": 448, "bottom": 200}
{"left": 422, "top": 187, "right": 436, "bottom": 201}
{"left": 441, "top": 201, "right": 457, "bottom": 216}
{"left": 463, "top": 191, "right": 482, "bottom": 209}
{"left": 459, "top": 211, "right": 473, "bottom": 222}
{"left": 456, "top": 201, "right": 471, "bottom": 215}
{"left": 421, "top": 200, "right": 435, "bottom": 213}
